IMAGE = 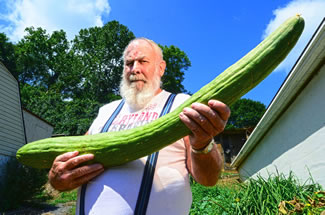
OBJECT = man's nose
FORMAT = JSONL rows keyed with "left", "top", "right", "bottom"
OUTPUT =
{"left": 131, "top": 61, "right": 141, "bottom": 74}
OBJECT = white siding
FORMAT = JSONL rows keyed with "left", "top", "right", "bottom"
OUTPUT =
{"left": 23, "top": 110, "right": 54, "bottom": 143}
{"left": 239, "top": 65, "right": 325, "bottom": 187}
{"left": 0, "top": 63, "right": 26, "bottom": 157}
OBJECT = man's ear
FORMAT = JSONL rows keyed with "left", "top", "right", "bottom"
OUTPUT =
{"left": 159, "top": 60, "right": 166, "bottom": 77}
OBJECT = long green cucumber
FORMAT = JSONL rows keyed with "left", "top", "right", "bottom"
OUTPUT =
{"left": 16, "top": 15, "right": 304, "bottom": 169}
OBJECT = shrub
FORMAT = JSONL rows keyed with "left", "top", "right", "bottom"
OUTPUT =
{"left": 0, "top": 157, "right": 48, "bottom": 212}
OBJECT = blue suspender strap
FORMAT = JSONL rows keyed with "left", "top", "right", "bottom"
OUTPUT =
{"left": 79, "top": 99, "right": 125, "bottom": 215}
{"left": 134, "top": 93, "right": 177, "bottom": 215}
{"left": 101, "top": 100, "right": 125, "bottom": 133}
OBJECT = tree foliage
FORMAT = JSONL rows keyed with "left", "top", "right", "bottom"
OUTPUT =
{"left": 226, "top": 98, "right": 266, "bottom": 129}
{"left": 71, "top": 21, "right": 135, "bottom": 103}
{"left": 160, "top": 45, "right": 191, "bottom": 94}
{"left": 2, "top": 21, "right": 191, "bottom": 135}
{"left": 20, "top": 84, "right": 101, "bottom": 135}
{"left": 15, "top": 27, "right": 71, "bottom": 91}
{"left": 0, "top": 33, "right": 17, "bottom": 78}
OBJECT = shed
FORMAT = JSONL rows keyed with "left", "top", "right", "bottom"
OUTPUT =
{"left": 231, "top": 19, "right": 325, "bottom": 187}
{"left": 0, "top": 62, "right": 54, "bottom": 176}
{"left": 214, "top": 127, "right": 254, "bottom": 164}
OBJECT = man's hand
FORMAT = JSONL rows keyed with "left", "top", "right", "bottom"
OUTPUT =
{"left": 179, "top": 100, "right": 230, "bottom": 149}
{"left": 179, "top": 100, "right": 230, "bottom": 186}
{"left": 48, "top": 151, "right": 104, "bottom": 191}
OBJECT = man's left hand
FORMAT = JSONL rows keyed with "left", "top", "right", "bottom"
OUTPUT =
{"left": 179, "top": 100, "right": 230, "bottom": 150}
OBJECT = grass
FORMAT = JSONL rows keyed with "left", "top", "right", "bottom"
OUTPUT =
{"left": 34, "top": 188, "right": 78, "bottom": 214}
{"left": 46, "top": 190, "right": 78, "bottom": 214}
{"left": 190, "top": 171, "right": 325, "bottom": 215}
{"left": 45, "top": 190, "right": 78, "bottom": 205}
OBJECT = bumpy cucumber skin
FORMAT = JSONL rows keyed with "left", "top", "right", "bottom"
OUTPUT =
{"left": 16, "top": 15, "right": 304, "bottom": 169}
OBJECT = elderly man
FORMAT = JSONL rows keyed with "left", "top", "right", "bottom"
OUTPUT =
{"left": 49, "top": 38, "right": 230, "bottom": 214}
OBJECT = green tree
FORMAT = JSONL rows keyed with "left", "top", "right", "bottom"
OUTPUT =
{"left": 226, "top": 98, "right": 266, "bottom": 129}
{"left": 15, "top": 27, "right": 78, "bottom": 97}
{"left": 160, "top": 45, "right": 191, "bottom": 94}
{"left": 0, "top": 33, "right": 17, "bottom": 78}
{"left": 72, "top": 20, "right": 135, "bottom": 104}
{"left": 20, "top": 83, "right": 100, "bottom": 135}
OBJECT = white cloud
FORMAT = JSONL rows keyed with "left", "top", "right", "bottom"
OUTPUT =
{"left": 263, "top": 0, "right": 325, "bottom": 73}
{"left": 0, "top": 0, "right": 111, "bottom": 42}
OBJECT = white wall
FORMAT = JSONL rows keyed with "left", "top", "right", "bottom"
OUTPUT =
{"left": 23, "top": 110, "right": 54, "bottom": 143}
{"left": 239, "top": 65, "right": 325, "bottom": 187}
{"left": 0, "top": 63, "right": 25, "bottom": 157}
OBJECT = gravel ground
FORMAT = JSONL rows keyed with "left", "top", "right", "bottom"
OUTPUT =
{"left": 4, "top": 202, "right": 75, "bottom": 215}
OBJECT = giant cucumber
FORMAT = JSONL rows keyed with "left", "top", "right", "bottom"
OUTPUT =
{"left": 16, "top": 15, "right": 304, "bottom": 169}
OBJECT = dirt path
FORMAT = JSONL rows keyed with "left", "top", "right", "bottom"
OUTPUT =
{"left": 4, "top": 202, "right": 75, "bottom": 215}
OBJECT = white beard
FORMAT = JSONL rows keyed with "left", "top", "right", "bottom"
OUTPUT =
{"left": 119, "top": 72, "right": 161, "bottom": 111}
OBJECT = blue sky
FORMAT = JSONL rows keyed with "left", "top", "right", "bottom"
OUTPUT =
{"left": 1, "top": 0, "right": 324, "bottom": 106}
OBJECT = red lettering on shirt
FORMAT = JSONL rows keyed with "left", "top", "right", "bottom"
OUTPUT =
{"left": 152, "top": 112, "right": 158, "bottom": 121}
{"left": 119, "top": 115, "right": 128, "bottom": 125}
{"left": 143, "top": 112, "right": 152, "bottom": 121}
{"left": 138, "top": 112, "right": 145, "bottom": 122}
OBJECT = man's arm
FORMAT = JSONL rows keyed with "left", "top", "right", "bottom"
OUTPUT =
{"left": 184, "top": 137, "right": 223, "bottom": 186}
{"left": 180, "top": 100, "right": 230, "bottom": 186}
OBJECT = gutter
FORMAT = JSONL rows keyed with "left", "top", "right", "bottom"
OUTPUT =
{"left": 231, "top": 18, "right": 325, "bottom": 168}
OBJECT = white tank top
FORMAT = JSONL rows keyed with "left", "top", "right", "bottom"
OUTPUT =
{"left": 76, "top": 91, "right": 192, "bottom": 215}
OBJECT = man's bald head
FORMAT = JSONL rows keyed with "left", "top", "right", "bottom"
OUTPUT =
{"left": 123, "top": 37, "right": 164, "bottom": 63}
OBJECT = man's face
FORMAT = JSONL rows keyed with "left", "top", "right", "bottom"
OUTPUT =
{"left": 123, "top": 40, "right": 163, "bottom": 92}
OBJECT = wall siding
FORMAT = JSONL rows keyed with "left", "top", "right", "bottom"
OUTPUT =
{"left": 0, "top": 63, "right": 26, "bottom": 157}
{"left": 239, "top": 65, "right": 325, "bottom": 187}
{"left": 23, "top": 110, "right": 54, "bottom": 143}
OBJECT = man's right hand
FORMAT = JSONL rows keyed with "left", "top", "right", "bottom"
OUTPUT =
{"left": 48, "top": 151, "right": 104, "bottom": 191}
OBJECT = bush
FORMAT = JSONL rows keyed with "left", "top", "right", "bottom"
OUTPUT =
{"left": 0, "top": 157, "right": 48, "bottom": 212}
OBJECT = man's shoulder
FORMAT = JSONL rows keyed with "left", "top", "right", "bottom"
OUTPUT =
{"left": 162, "top": 90, "right": 190, "bottom": 99}
{"left": 175, "top": 93, "right": 190, "bottom": 101}
{"left": 165, "top": 92, "right": 190, "bottom": 111}
{"left": 170, "top": 91, "right": 190, "bottom": 104}
{"left": 99, "top": 99, "right": 123, "bottom": 114}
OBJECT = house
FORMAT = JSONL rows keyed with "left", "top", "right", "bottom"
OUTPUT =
{"left": 0, "top": 62, "right": 53, "bottom": 176}
{"left": 231, "top": 18, "right": 325, "bottom": 187}
{"left": 22, "top": 107, "right": 54, "bottom": 143}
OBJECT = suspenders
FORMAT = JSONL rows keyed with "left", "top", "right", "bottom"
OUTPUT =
{"left": 101, "top": 100, "right": 125, "bottom": 133}
{"left": 134, "top": 93, "right": 176, "bottom": 215}
{"left": 80, "top": 93, "right": 176, "bottom": 215}
{"left": 79, "top": 99, "right": 125, "bottom": 215}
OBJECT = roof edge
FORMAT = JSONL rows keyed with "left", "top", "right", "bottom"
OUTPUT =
{"left": 22, "top": 107, "right": 55, "bottom": 127}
